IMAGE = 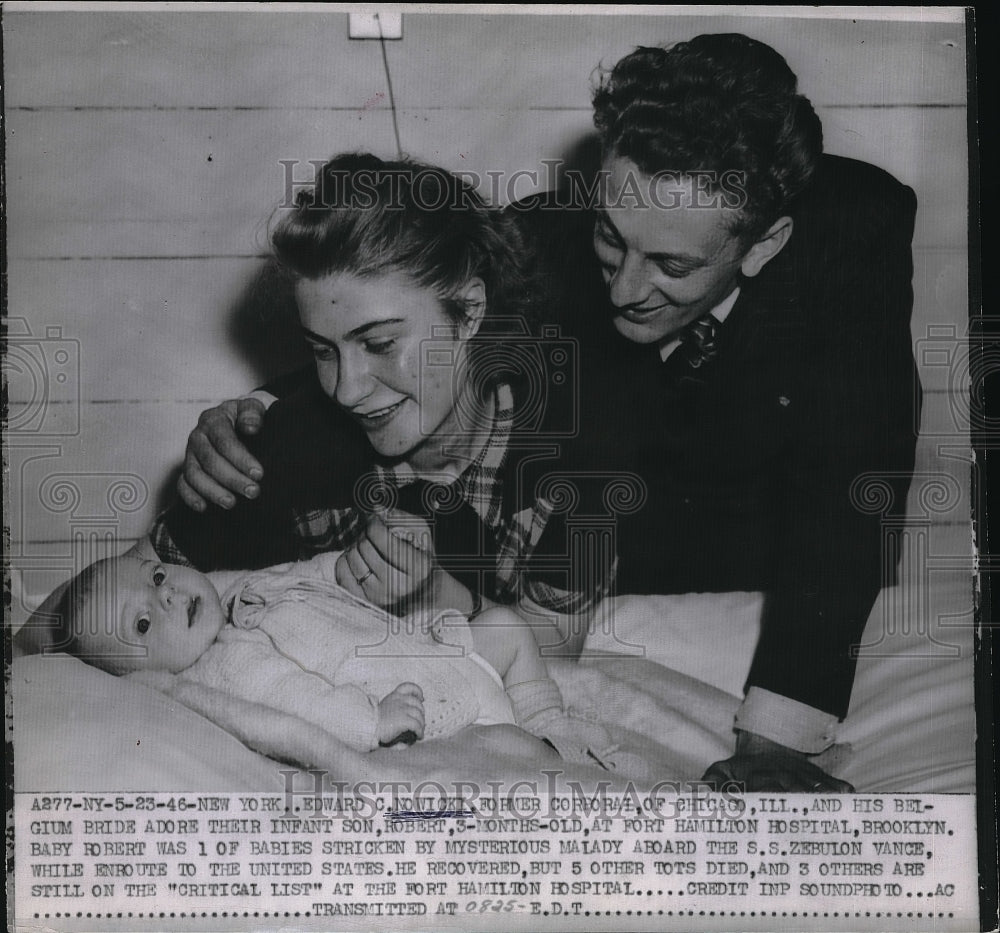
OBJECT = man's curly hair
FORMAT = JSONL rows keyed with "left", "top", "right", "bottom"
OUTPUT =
{"left": 593, "top": 33, "right": 823, "bottom": 243}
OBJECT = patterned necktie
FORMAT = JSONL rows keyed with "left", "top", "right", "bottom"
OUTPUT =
{"left": 662, "top": 315, "right": 720, "bottom": 385}
{"left": 394, "top": 479, "right": 497, "bottom": 595}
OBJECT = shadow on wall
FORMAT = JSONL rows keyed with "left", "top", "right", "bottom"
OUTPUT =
{"left": 149, "top": 260, "right": 311, "bottom": 519}
{"left": 556, "top": 132, "right": 604, "bottom": 198}
{"left": 226, "top": 259, "right": 311, "bottom": 388}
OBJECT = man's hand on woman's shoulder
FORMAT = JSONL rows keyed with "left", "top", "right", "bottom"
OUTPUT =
{"left": 178, "top": 397, "right": 268, "bottom": 512}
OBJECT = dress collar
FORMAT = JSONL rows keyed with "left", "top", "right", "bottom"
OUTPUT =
{"left": 372, "top": 383, "right": 514, "bottom": 526}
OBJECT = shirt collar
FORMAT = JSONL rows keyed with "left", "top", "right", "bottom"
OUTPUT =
{"left": 710, "top": 285, "right": 741, "bottom": 325}
{"left": 658, "top": 286, "right": 741, "bottom": 362}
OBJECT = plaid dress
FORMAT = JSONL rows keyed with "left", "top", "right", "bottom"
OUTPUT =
{"left": 150, "top": 383, "right": 612, "bottom": 616}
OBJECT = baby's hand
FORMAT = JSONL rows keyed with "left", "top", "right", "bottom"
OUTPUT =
{"left": 377, "top": 683, "right": 424, "bottom": 746}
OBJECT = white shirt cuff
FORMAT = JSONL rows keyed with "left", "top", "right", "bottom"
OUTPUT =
{"left": 243, "top": 390, "right": 279, "bottom": 410}
{"left": 735, "top": 687, "right": 839, "bottom": 754}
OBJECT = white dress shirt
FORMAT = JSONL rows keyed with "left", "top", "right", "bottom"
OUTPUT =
{"left": 658, "top": 286, "right": 741, "bottom": 361}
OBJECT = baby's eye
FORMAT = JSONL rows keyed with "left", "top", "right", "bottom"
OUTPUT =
{"left": 137, "top": 616, "right": 151, "bottom": 635}
{"left": 152, "top": 566, "right": 166, "bottom": 586}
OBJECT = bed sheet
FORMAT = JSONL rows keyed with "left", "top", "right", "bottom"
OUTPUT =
{"left": 582, "top": 584, "right": 977, "bottom": 793}
{"left": 11, "top": 650, "right": 736, "bottom": 793}
{"left": 12, "top": 584, "right": 976, "bottom": 793}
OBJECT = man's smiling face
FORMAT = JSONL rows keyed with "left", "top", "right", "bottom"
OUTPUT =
{"left": 592, "top": 156, "right": 752, "bottom": 345}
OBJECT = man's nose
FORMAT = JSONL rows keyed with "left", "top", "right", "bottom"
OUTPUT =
{"left": 608, "top": 252, "right": 651, "bottom": 309}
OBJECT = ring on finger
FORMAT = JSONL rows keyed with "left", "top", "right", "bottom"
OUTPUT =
{"left": 345, "top": 546, "right": 373, "bottom": 585}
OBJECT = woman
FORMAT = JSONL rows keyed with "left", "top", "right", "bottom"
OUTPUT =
{"left": 150, "top": 153, "right": 610, "bottom": 640}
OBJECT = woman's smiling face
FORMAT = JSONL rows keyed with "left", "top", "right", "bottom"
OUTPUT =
{"left": 296, "top": 271, "right": 482, "bottom": 463}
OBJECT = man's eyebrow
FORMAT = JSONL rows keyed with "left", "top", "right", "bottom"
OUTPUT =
{"left": 596, "top": 211, "right": 706, "bottom": 268}
{"left": 300, "top": 320, "right": 403, "bottom": 346}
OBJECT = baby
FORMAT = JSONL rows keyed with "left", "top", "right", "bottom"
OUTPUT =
{"left": 52, "top": 550, "right": 614, "bottom": 765}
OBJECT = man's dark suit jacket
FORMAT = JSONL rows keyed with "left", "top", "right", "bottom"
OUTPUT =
{"left": 516, "top": 154, "right": 920, "bottom": 720}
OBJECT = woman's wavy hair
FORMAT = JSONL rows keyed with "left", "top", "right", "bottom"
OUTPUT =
{"left": 271, "top": 153, "right": 539, "bottom": 393}
{"left": 593, "top": 33, "right": 823, "bottom": 244}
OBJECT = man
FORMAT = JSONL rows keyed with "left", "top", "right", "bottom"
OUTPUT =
{"left": 171, "top": 35, "right": 920, "bottom": 791}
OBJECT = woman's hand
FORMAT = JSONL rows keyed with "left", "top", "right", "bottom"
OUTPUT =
{"left": 178, "top": 398, "right": 267, "bottom": 512}
{"left": 335, "top": 512, "right": 436, "bottom": 609}
{"left": 377, "top": 683, "right": 425, "bottom": 746}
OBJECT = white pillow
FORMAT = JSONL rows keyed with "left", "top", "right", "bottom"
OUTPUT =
{"left": 12, "top": 654, "right": 286, "bottom": 791}
{"left": 583, "top": 591, "right": 765, "bottom": 696}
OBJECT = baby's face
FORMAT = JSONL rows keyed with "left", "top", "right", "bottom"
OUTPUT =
{"left": 75, "top": 557, "right": 225, "bottom": 673}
